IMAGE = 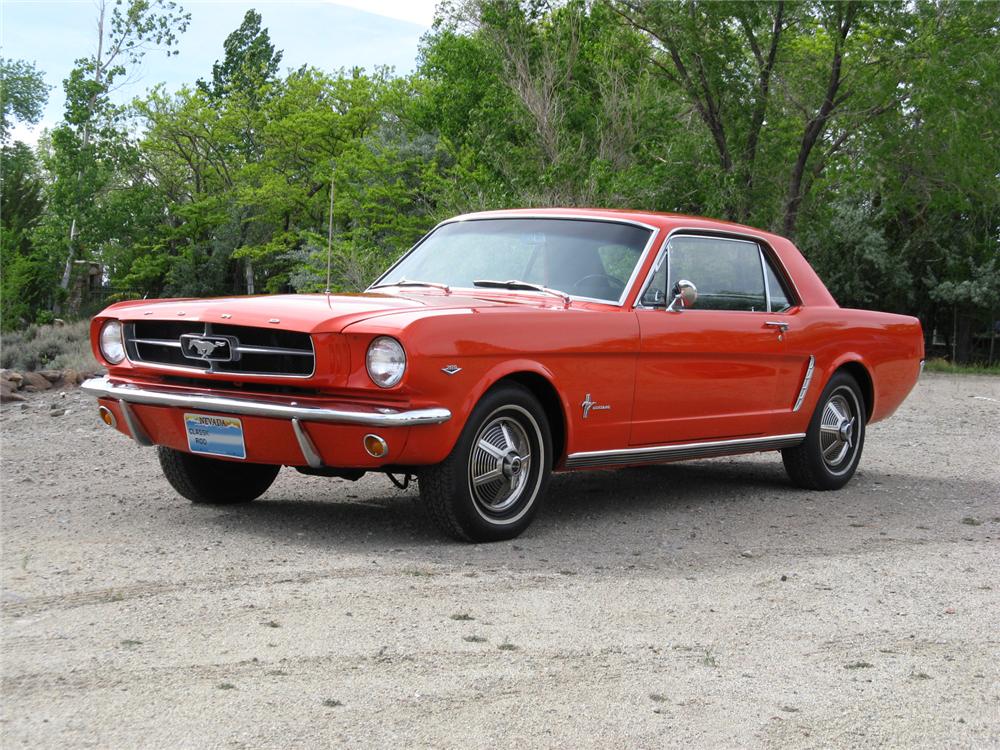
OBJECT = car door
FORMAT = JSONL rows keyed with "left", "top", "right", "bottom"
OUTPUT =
{"left": 630, "top": 234, "right": 803, "bottom": 446}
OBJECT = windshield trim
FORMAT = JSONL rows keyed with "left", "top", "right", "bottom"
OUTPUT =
{"left": 368, "top": 214, "right": 661, "bottom": 308}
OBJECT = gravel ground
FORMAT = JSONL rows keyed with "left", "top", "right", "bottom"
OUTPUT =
{"left": 1, "top": 373, "right": 998, "bottom": 749}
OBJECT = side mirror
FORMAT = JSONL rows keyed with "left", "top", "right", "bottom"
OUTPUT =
{"left": 666, "top": 279, "right": 697, "bottom": 311}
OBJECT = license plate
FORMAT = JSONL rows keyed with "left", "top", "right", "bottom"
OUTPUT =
{"left": 184, "top": 413, "right": 246, "bottom": 459}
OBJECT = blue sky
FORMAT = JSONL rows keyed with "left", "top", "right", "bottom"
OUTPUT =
{"left": 1, "top": 0, "right": 438, "bottom": 143}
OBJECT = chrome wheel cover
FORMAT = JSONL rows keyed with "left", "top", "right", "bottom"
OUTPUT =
{"left": 819, "top": 387, "right": 860, "bottom": 474}
{"left": 469, "top": 414, "right": 533, "bottom": 517}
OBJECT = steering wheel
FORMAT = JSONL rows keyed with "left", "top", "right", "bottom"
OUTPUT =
{"left": 569, "top": 274, "right": 626, "bottom": 299}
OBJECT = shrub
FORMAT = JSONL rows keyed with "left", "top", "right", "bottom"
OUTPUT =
{"left": 0, "top": 320, "right": 99, "bottom": 373}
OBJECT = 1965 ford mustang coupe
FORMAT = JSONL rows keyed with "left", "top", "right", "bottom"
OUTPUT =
{"left": 82, "top": 209, "right": 924, "bottom": 541}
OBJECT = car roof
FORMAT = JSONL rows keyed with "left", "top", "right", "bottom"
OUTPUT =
{"left": 446, "top": 207, "right": 786, "bottom": 242}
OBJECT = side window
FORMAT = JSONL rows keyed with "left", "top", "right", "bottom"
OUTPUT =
{"left": 667, "top": 236, "right": 766, "bottom": 312}
{"left": 763, "top": 254, "right": 793, "bottom": 312}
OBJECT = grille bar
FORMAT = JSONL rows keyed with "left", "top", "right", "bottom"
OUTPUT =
{"left": 124, "top": 321, "right": 315, "bottom": 378}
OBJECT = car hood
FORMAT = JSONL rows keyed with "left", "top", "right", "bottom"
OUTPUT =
{"left": 103, "top": 292, "right": 519, "bottom": 333}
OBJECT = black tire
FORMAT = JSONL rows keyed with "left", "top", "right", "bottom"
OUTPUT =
{"left": 419, "top": 383, "right": 552, "bottom": 542}
{"left": 782, "top": 371, "right": 867, "bottom": 490}
{"left": 157, "top": 446, "right": 280, "bottom": 504}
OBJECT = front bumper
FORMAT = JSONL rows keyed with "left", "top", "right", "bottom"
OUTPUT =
{"left": 81, "top": 376, "right": 452, "bottom": 468}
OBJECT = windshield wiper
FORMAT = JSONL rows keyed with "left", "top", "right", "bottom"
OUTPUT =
{"left": 370, "top": 278, "right": 451, "bottom": 294}
{"left": 473, "top": 279, "right": 570, "bottom": 308}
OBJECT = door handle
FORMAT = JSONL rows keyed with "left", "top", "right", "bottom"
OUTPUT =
{"left": 764, "top": 321, "right": 789, "bottom": 332}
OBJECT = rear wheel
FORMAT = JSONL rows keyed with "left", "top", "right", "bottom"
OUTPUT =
{"left": 157, "top": 446, "right": 280, "bottom": 504}
{"left": 419, "top": 384, "right": 552, "bottom": 542}
{"left": 782, "top": 371, "right": 866, "bottom": 490}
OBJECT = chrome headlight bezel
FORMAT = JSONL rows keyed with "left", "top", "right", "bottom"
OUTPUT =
{"left": 99, "top": 319, "right": 126, "bottom": 364}
{"left": 365, "top": 336, "right": 406, "bottom": 388}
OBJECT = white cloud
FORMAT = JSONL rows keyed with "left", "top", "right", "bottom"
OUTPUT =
{"left": 325, "top": 0, "right": 439, "bottom": 28}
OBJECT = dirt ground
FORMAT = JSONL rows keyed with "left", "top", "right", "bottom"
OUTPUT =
{"left": 1, "top": 373, "right": 998, "bottom": 748}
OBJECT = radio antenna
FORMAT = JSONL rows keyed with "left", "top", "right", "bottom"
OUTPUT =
{"left": 325, "top": 165, "right": 335, "bottom": 295}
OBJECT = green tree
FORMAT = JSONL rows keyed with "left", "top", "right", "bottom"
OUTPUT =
{"left": 35, "top": 0, "right": 189, "bottom": 311}
{"left": 0, "top": 58, "right": 49, "bottom": 142}
{"left": 1, "top": 143, "right": 52, "bottom": 326}
{"left": 197, "top": 9, "right": 283, "bottom": 104}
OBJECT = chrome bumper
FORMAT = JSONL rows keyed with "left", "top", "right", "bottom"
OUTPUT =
{"left": 81, "top": 376, "right": 451, "bottom": 428}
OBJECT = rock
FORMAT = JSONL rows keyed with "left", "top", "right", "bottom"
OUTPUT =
{"left": 1, "top": 369, "right": 23, "bottom": 386}
{"left": 39, "top": 369, "right": 63, "bottom": 383}
{"left": 53, "top": 318, "right": 66, "bottom": 326}
{"left": 20, "top": 372, "right": 52, "bottom": 391}
{"left": 1, "top": 381, "right": 26, "bottom": 403}
{"left": 49, "top": 408, "right": 66, "bottom": 417}
{"left": 62, "top": 369, "right": 81, "bottom": 386}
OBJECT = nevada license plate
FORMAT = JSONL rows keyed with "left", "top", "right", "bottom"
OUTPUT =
{"left": 184, "top": 413, "right": 246, "bottom": 459}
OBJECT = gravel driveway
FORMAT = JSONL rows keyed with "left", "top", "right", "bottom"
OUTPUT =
{"left": 2, "top": 373, "right": 998, "bottom": 748}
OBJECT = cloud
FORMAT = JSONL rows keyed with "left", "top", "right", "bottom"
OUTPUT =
{"left": 325, "top": 0, "right": 438, "bottom": 28}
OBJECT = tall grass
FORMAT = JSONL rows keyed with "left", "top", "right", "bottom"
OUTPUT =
{"left": 923, "top": 358, "right": 1000, "bottom": 375}
{"left": 0, "top": 320, "right": 100, "bottom": 373}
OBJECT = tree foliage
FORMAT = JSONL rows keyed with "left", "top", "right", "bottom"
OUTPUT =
{"left": 3, "top": 0, "right": 998, "bottom": 361}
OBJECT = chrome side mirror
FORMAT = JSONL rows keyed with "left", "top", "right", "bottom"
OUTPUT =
{"left": 666, "top": 279, "right": 697, "bottom": 311}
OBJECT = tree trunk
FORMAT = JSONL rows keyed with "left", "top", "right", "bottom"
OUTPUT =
{"left": 55, "top": 0, "right": 107, "bottom": 313}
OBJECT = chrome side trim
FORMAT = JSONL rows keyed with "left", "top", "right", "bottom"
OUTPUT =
{"left": 792, "top": 356, "right": 816, "bottom": 412}
{"left": 759, "top": 245, "right": 773, "bottom": 312}
{"left": 564, "top": 433, "right": 806, "bottom": 469}
{"left": 118, "top": 400, "right": 153, "bottom": 446}
{"left": 291, "top": 418, "right": 323, "bottom": 468}
{"left": 368, "top": 214, "right": 662, "bottom": 308}
{"left": 82, "top": 376, "right": 452, "bottom": 427}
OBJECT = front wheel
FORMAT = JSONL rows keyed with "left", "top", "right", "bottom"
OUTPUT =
{"left": 782, "top": 371, "right": 866, "bottom": 490}
{"left": 419, "top": 384, "right": 552, "bottom": 542}
{"left": 157, "top": 446, "right": 280, "bottom": 504}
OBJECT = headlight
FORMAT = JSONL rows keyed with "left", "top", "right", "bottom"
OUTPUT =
{"left": 366, "top": 336, "right": 406, "bottom": 388}
{"left": 99, "top": 320, "right": 126, "bottom": 364}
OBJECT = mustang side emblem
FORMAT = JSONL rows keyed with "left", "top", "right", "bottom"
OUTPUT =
{"left": 180, "top": 334, "right": 239, "bottom": 362}
{"left": 581, "top": 393, "right": 611, "bottom": 419}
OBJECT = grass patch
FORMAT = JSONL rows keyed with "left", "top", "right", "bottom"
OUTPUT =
{"left": 449, "top": 613, "right": 474, "bottom": 621}
{"left": 403, "top": 568, "right": 438, "bottom": 577}
{"left": 1, "top": 320, "right": 99, "bottom": 373}
{"left": 923, "top": 358, "right": 1000, "bottom": 375}
{"left": 700, "top": 649, "right": 719, "bottom": 668}
{"left": 217, "top": 682, "right": 236, "bottom": 690}
{"left": 961, "top": 517, "right": 982, "bottom": 526}
{"left": 844, "top": 661, "right": 873, "bottom": 670}
{"left": 463, "top": 635, "right": 487, "bottom": 643}
{"left": 119, "top": 639, "right": 143, "bottom": 648}
{"left": 322, "top": 698, "right": 343, "bottom": 707}
{"left": 497, "top": 641, "right": 518, "bottom": 651}
{"left": 649, "top": 693, "right": 668, "bottom": 703}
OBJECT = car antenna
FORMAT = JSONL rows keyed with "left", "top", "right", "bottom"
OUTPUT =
{"left": 325, "top": 164, "right": 335, "bottom": 295}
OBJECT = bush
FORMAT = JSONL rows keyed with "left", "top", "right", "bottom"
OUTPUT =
{"left": 0, "top": 320, "right": 99, "bottom": 373}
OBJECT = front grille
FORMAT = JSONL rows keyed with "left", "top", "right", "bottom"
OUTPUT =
{"left": 124, "top": 321, "right": 314, "bottom": 377}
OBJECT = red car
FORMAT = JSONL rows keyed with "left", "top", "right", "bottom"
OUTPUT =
{"left": 83, "top": 209, "right": 924, "bottom": 541}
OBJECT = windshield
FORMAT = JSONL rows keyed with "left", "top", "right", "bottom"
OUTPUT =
{"left": 374, "top": 218, "right": 652, "bottom": 303}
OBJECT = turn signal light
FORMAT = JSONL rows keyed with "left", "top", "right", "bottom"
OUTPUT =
{"left": 98, "top": 405, "right": 117, "bottom": 428}
{"left": 363, "top": 434, "right": 388, "bottom": 458}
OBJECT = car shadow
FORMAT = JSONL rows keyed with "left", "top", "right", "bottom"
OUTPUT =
{"left": 195, "top": 453, "right": 992, "bottom": 563}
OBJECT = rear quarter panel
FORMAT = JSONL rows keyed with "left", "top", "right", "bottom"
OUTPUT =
{"left": 773, "top": 307, "right": 924, "bottom": 435}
